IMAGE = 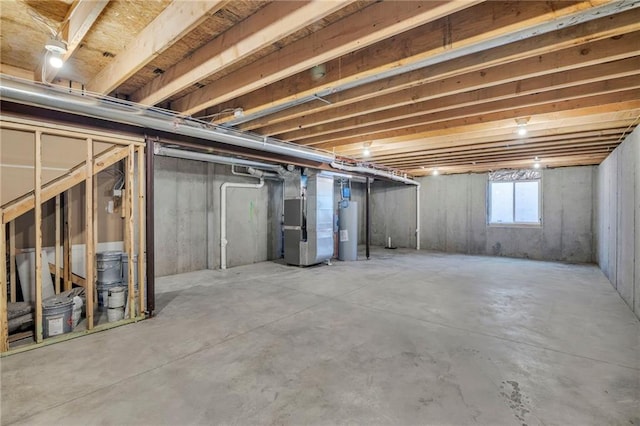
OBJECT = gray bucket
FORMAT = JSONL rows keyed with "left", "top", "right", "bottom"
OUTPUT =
{"left": 97, "top": 251, "right": 123, "bottom": 284}
{"left": 121, "top": 253, "right": 138, "bottom": 289}
{"left": 97, "top": 281, "right": 124, "bottom": 309}
{"left": 42, "top": 296, "right": 73, "bottom": 338}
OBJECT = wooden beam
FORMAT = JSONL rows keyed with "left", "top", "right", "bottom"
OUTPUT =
{"left": 0, "top": 64, "right": 35, "bottom": 81}
{"left": 44, "top": 0, "right": 109, "bottom": 82}
{"left": 86, "top": 0, "right": 229, "bottom": 94}
{"left": 137, "top": 146, "right": 145, "bottom": 317}
{"left": 0, "top": 218, "right": 8, "bottom": 352}
{"left": 263, "top": 36, "right": 640, "bottom": 137}
{"left": 313, "top": 94, "right": 640, "bottom": 149}
{"left": 132, "top": 0, "right": 351, "bottom": 105}
{"left": 2, "top": 145, "right": 130, "bottom": 223}
{"left": 35, "top": 131, "right": 43, "bottom": 343}
{"left": 223, "top": 1, "right": 636, "bottom": 129}
{"left": 55, "top": 195, "right": 61, "bottom": 294}
{"left": 85, "top": 138, "right": 94, "bottom": 330}
{"left": 48, "top": 263, "right": 86, "bottom": 288}
{"left": 173, "top": 1, "right": 479, "bottom": 115}
{"left": 336, "top": 116, "right": 638, "bottom": 156}
{"left": 126, "top": 146, "right": 135, "bottom": 319}
{"left": 289, "top": 74, "right": 640, "bottom": 143}
{"left": 9, "top": 221, "right": 16, "bottom": 303}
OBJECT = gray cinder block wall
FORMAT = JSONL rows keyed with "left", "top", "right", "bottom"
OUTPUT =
{"left": 154, "top": 157, "right": 282, "bottom": 277}
{"left": 597, "top": 126, "right": 639, "bottom": 318}
{"left": 371, "top": 166, "right": 596, "bottom": 263}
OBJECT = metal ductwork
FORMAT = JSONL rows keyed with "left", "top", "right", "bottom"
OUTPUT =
{"left": 0, "top": 76, "right": 335, "bottom": 164}
{"left": 154, "top": 145, "right": 282, "bottom": 171}
{"left": 330, "top": 162, "right": 419, "bottom": 186}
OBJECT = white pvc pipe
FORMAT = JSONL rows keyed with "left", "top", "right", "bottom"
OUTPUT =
{"left": 220, "top": 176, "right": 264, "bottom": 270}
{"left": 416, "top": 184, "right": 420, "bottom": 251}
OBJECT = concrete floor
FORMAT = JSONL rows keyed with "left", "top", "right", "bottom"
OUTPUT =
{"left": 2, "top": 248, "right": 639, "bottom": 425}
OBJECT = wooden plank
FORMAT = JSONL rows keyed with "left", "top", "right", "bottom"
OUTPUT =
{"left": 93, "top": 166, "right": 98, "bottom": 307}
{"left": 133, "top": 0, "right": 351, "bottom": 105}
{"left": 55, "top": 195, "right": 61, "bottom": 294}
{"left": 287, "top": 73, "right": 640, "bottom": 143}
{"left": 262, "top": 39, "right": 640, "bottom": 137}
{"left": 87, "top": 0, "right": 230, "bottom": 94}
{"left": 137, "top": 146, "right": 145, "bottom": 317}
{"left": 8, "top": 330, "right": 33, "bottom": 344}
{"left": 0, "top": 64, "right": 34, "bottom": 80}
{"left": 2, "top": 145, "right": 130, "bottom": 223}
{"left": 126, "top": 146, "right": 135, "bottom": 318}
{"left": 85, "top": 138, "right": 94, "bottom": 330}
{"left": 335, "top": 115, "right": 639, "bottom": 156}
{"left": 48, "top": 263, "right": 86, "bottom": 287}
{"left": 227, "top": 1, "right": 638, "bottom": 129}
{"left": 34, "top": 131, "right": 43, "bottom": 343}
{"left": 173, "top": 1, "right": 479, "bottom": 115}
{"left": 64, "top": 191, "right": 72, "bottom": 292}
{"left": 43, "top": 0, "right": 109, "bottom": 82}
{"left": 313, "top": 95, "right": 640, "bottom": 149}
{"left": 9, "top": 221, "right": 16, "bottom": 303}
{"left": 0, "top": 217, "right": 8, "bottom": 352}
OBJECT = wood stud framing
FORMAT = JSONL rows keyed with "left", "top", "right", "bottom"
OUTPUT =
{"left": 0, "top": 117, "right": 145, "bottom": 353}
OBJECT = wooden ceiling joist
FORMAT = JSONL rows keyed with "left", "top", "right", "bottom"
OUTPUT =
{"left": 263, "top": 36, "right": 640, "bottom": 139}
{"left": 172, "top": 0, "right": 480, "bottom": 115}
{"left": 237, "top": 6, "right": 640, "bottom": 132}
{"left": 131, "top": 0, "right": 351, "bottom": 106}
{"left": 86, "top": 0, "right": 230, "bottom": 94}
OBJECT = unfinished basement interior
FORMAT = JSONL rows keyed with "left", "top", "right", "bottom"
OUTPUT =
{"left": 1, "top": 1, "right": 639, "bottom": 424}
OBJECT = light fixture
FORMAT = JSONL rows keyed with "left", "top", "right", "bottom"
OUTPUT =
{"left": 515, "top": 117, "right": 530, "bottom": 136}
{"left": 49, "top": 52, "right": 64, "bottom": 69}
{"left": 310, "top": 64, "right": 326, "bottom": 81}
{"left": 44, "top": 37, "right": 67, "bottom": 69}
{"left": 533, "top": 156, "right": 541, "bottom": 169}
{"left": 233, "top": 107, "right": 244, "bottom": 118}
{"left": 432, "top": 169, "right": 439, "bottom": 176}
{"left": 362, "top": 142, "right": 371, "bottom": 157}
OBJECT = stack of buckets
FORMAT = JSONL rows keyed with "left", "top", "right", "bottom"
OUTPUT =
{"left": 96, "top": 251, "right": 139, "bottom": 322}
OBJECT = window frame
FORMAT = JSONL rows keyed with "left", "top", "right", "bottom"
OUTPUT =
{"left": 487, "top": 178, "right": 542, "bottom": 227}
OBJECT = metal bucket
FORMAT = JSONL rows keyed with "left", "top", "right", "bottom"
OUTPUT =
{"left": 42, "top": 296, "right": 73, "bottom": 338}
{"left": 97, "top": 281, "right": 123, "bottom": 309}
{"left": 121, "top": 253, "right": 138, "bottom": 289}
{"left": 97, "top": 251, "right": 123, "bottom": 284}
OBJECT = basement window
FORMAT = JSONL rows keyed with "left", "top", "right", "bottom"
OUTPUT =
{"left": 488, "top": 171, "right": 541, "bottom": 226}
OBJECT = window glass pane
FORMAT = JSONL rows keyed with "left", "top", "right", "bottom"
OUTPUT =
{"left": 515, "top": 181, "right": 539, "bottom": 223}
{"left": 490, "top": 182, "right": 513, "bottom": 223}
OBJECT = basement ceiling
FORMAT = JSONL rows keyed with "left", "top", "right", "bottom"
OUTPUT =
{"left": 1, "top": 0, "right": 639, "bottom": 176}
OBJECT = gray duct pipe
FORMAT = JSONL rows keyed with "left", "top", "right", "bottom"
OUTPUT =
{"left": 154, "top": 145, "right": 282, "bottom": 171}
{"left": 330, "top": 162, "right": 418, "bottom": 186}
{"left": 0, "top": 76, "right": 335, "bottom": 164}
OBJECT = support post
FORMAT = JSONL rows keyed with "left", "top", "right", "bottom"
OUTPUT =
{"left": 55, "top": 195, "right": 61, "bottom": 294}
{"left": 9, "top": 221, "right": 16, "bottom": 303}
{"left": 366, "top": 177, "right": 370, "bottom": 260}
{"left": 126, "top": 145, "right": 135, "bottom": 318}
{"left": 35, "top": 131, "right": 43, "bottom": 342}
{"left": 63, "top": 191, "right": 72, "bottom": 291}
{"left": 93, "top": 167, "right": 98, "bottom": 307}
{"left": 1, "top": 219, "right": 9, "bottom": 352}
{"left": 137, "top": 146, "right": 146, "bottom": 317}
{"left": 145, "top": 138, "right": 155, "bottom": 315}
{"left": 85, "top": 138, "right": 94, "bottom": 330}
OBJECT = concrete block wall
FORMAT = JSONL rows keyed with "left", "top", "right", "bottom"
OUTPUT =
{"left": 154, "top": 157, "right": 282, "bottom": 277}
{"left": 597, "top": 127, "right": 639, "bottom": 318}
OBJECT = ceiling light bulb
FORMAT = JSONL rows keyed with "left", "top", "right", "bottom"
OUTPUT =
{"left": 362, "top": 147, "right": 371, "bottom": 157}
{"left": 44, "top": 38, "right": 67, "bottom": 55}
{"left": 517, "top": 125, "right": 527, "bottom": 136}
{"left": 432, "top": 169, "right": 439, "bottom": 176}
{"left": 49, "top": 52, "right": 64, "bottom": 69}
{"left": 533, "top": 162, "right": 541, "bottom": 169}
